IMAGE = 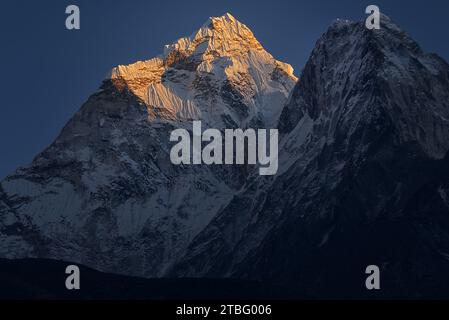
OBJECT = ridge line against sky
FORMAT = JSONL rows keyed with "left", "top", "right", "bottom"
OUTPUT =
{"left": 1, "top": 0, "right": 448, "bottom": 179}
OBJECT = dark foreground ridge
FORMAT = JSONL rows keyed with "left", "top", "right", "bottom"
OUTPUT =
{"left": 0, "top": 258, "right": 303, "bottom": 300}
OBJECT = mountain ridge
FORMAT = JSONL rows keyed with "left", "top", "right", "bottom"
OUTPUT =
{"left": 0, "top": 13, "right": 296, "bottom": 278}
{"left": 169, "top": 15, "right": 449, "bottom": 297}
{"left": 108, "top": 13, "right": 297, "bottom": 128}
{"left": 2, "top": 14, "right": 449, "bottom": 298}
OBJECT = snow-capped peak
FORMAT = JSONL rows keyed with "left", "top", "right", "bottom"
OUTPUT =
{"left": 109, "top": 13, "right": 297, "bottom": 128}
{"left": 0, "top": 13, "right": 299, "bottom": 278}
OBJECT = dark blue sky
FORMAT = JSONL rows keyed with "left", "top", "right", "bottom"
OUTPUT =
{"left": 1, "top": 0, "right": 448, "bottom": 178}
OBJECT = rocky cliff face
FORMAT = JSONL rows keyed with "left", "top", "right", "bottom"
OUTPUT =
{"left": 0, "top": 13, "right": 296, "bottom": 277}
{"left": 170, "top": 16, "right": 449, "bottom": 298}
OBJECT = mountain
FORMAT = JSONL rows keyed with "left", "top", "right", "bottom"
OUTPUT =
{"left": 2, "top": 12, "right": 449, "bottom": 299}
{"left": 170, "top": 15, "right": 449, "bottom": 298}
{"left": 0, "top": 13, "right": 296, "bottom": 278}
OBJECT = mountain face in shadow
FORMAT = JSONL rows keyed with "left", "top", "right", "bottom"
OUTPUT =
{"left": 2, "top": 14, "right": 449, "bottom": 299}
{"left": 170, "top": 16, "right": 449, "bottom": 298}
